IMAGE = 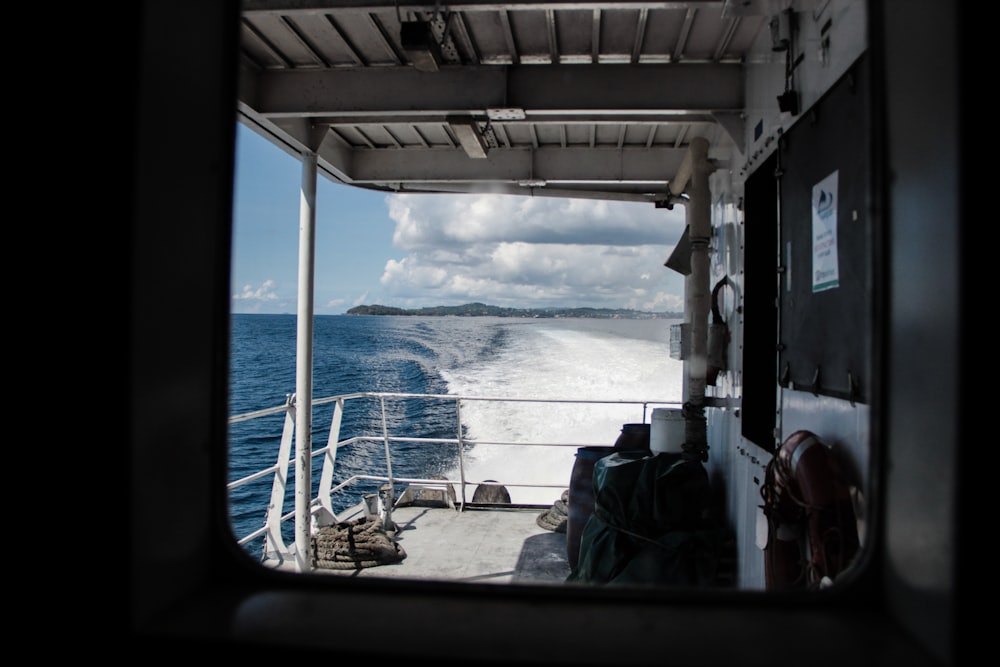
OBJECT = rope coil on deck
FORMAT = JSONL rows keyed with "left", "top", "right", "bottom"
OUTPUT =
{"left": 536, "top": 489, "right": 570, "bottom": 532}
{"left": 311, "top": 516, "right": 407, "bottom": 570}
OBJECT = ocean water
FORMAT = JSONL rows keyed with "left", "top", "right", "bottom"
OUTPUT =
{"left": 228, "top": 313, "right": 684, "bottom": 557}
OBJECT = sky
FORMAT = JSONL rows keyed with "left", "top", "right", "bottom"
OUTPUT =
{"left": 231, "top": 122, "right": 688, "bottom": 315}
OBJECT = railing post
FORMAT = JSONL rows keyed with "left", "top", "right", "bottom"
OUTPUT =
{"left": 237, "top": 393, "right": 684, "bottom": 553}
{"left": 264, "top": 394, "right": 296, "bottom": 562}
{"left": 379, "top": 396, "right": 395, "bottom": 530}
{"left": 455, "top": 397, "right": 467, "bottom": 509}
{"left": 315, "top": 397, "right": 344, "bottom": 527}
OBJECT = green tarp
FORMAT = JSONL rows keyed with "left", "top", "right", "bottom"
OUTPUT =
{"left": 567, "top": 450, "right": 721, "bottom": 586}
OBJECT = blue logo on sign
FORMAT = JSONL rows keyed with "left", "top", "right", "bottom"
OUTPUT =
{"left": 817, "top": 189, "right": 834, "bottom": 214}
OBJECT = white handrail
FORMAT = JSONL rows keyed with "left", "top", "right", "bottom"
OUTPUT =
{"left": 228, "top": 391, "right": 680, "bottom": 563}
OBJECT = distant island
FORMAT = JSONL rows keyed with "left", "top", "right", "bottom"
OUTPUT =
{"left": 346, "top": 302, "right": 681, "bottom": 319}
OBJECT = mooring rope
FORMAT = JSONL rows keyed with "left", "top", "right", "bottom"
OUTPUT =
{"left": 681, "top": 401, "right": 709, "bottom": 462}
{"left": 311, "top": 516, "right": 407, "bottom": 570}
{"left": 536, "top": 489, "right": 570, "bottom": 532}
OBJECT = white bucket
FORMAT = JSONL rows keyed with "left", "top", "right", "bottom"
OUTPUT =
{"left": 650, "top": 408, "right": 685, "bottom": 454}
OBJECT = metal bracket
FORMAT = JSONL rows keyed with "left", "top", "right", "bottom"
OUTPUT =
{"left": 847, "top": 371, "right": 858, "bottom": 407}
{"left": 807, "top": 366, "right": 820, "bottom": 396}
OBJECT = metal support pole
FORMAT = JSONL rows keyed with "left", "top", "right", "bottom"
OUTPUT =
{"left": 294, "top": 149, "right": 318, "bottom": 572}
{"left": 379, "top": 396, "right": 395, "bottom": 531}
{"left": 683, "top": 137, "right": 714, "bottom": 460}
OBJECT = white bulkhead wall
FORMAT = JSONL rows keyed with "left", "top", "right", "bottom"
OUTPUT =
{"left": 703, "top": 0, "right": 871, "bottom": 590}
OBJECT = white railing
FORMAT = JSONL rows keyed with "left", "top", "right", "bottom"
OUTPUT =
{"left": 228, "top": 391, "right": 679, "bottom": 565}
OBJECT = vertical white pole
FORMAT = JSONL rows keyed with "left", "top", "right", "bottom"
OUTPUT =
{"left": 687, "top": 138, "right": 711, "bottom": 405}
{"left": 672, "top": 137, "right": 714, "bottom": 458}
{"left": 685, "top": 137, "right": 713, "bottom": 458}
{"left": 294, "top": 149, "right": 318, "bottom": 572}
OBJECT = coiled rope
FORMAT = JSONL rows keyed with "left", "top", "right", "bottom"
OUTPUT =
{"left": 311, "top": 516, "right": 407, "bottom": 570}
{"left": 536, "top": 489, "right": 570, "bottom": 532}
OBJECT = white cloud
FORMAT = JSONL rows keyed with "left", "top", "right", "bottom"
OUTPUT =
{"left": 232, "top": 280, "right": 298, "bottom": 314}
{"left": 233, "top": 280, "right": 279, "bottom": 301}
{"left": 325, "top": 297, "right": 348, "bottom": 308}
{"left": 389, "top": 193, "right": 682, "bottom": 249}
{"left": 379, "top": 193, "right": 687, "bottom": 311}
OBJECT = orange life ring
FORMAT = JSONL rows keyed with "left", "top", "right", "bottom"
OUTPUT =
{"left": 760, "top": 430, "right": 860, "bottom": 590}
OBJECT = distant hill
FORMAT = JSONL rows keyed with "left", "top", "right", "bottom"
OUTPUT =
{"left": 346, "top": 302, "right": 681, "bottom": 319}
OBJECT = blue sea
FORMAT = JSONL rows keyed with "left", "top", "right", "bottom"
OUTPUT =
{"left": 228, "top": 313, "right": 684, "bottom": 558}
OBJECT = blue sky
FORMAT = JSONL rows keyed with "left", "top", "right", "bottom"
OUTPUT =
{"left": 231, "top": 123, "right": 688, "bottom": 315}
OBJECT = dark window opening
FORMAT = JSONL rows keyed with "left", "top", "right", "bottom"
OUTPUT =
{"left": 741, "top": 152, "right": 779, "bottom": 453}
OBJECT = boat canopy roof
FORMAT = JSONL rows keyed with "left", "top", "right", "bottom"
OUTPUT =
{"left": 238, "top": 0, "right": 768, "bottom": 204}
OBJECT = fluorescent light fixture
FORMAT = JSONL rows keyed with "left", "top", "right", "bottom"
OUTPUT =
{"left": 448, "top": 118, "right": 490, "bottom": 159}
{"left": 486, "top": 108, "right": 526, "bottom": 121}
{"left": 401, "top": 21, "right": 442, "bottom": 72}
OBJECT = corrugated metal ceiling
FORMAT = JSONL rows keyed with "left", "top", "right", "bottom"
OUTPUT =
{"left": 238, "top": 1, "right": 776, "bottom": 201}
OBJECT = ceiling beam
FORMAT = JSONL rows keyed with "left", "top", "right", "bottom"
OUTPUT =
{"left": 248, "top": 63, "right": 744, "bottom": 117}
{"left": 241, "top": 2, "right": 725, "bottom": 15}
{"left": 307, "top": 112, "right": 718, "bottom": 126}
{"left": 326, "top": 145, "right": 687, "bottom": 183}
{"left": 388, "top": 182, "right": 670, "bottom": 203}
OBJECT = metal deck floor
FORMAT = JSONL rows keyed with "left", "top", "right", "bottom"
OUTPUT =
{"left": 309, "top": 503, "right": 572, "bottom": 584}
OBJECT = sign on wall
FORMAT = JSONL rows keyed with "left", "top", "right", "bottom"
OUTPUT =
{"left": 777, "top": 56, "right": 870, "bottom": 404}
{"left": 812, "top": 170, "right": 840, "bottom": 293}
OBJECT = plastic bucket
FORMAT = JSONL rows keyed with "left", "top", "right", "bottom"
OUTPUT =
{"left": 650, "top": 408, "right": 685, "bottom": 454}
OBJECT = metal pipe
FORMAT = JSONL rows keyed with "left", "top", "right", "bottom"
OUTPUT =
{"left": 294, "top": 149, "right": 318, "bottom": 572}
{"left": 316, "top": 397, "right": 344, "bottom": 524}
{"left": 669, "top": 140, "right": 696, "bottom": 197}
{"left": 379, "top": 395, "right": 395, "bottom": 530}
{"left": 682, "top": 137, "right": 713, "bottom": 459}
{"left": 456, "top": 397, "right": 468, "bottom": 508}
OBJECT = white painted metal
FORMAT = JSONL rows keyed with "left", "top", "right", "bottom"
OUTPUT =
{"left": 348, "top": 145, "right": 688, "bottom": 184}
{"left": 237, "top": 2, "right": 764, "bottom": 199}
{"left": 263, "top": 395, "right": 297, "bottom": 560}
{"left": 316, "top": 397, "right": 345, "bottom": 526}
{"left": 378, "top": 395, "right": 396, "bottom": 530}
{"left": 230, "top": 391, "right": 683, "bottom": 554}
{"left": 294, "top": 150, "right": 318, "bottom": 572}
{"left": 682, "top": 137, "right": 713, "bottom": 450}
{"left": 455, "top": 397, "right": 468, "bottom": 506}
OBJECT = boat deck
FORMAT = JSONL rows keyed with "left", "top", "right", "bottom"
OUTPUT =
{"left": 282, "top": 501, "right": 573, "bottom": 584}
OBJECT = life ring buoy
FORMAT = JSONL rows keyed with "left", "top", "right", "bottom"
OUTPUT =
{"left": 760, "top": 430, "right": 860, "bottom": 590}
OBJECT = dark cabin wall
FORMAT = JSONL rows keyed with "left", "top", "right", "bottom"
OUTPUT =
{"left": 128, "top": 0, "right": 241, "bottom": 626}
{"left": 879, "top": 1, "right": 963, "bottom": 663}
{"left": 125, "top": 1, "right": 964, "bottom": 663}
